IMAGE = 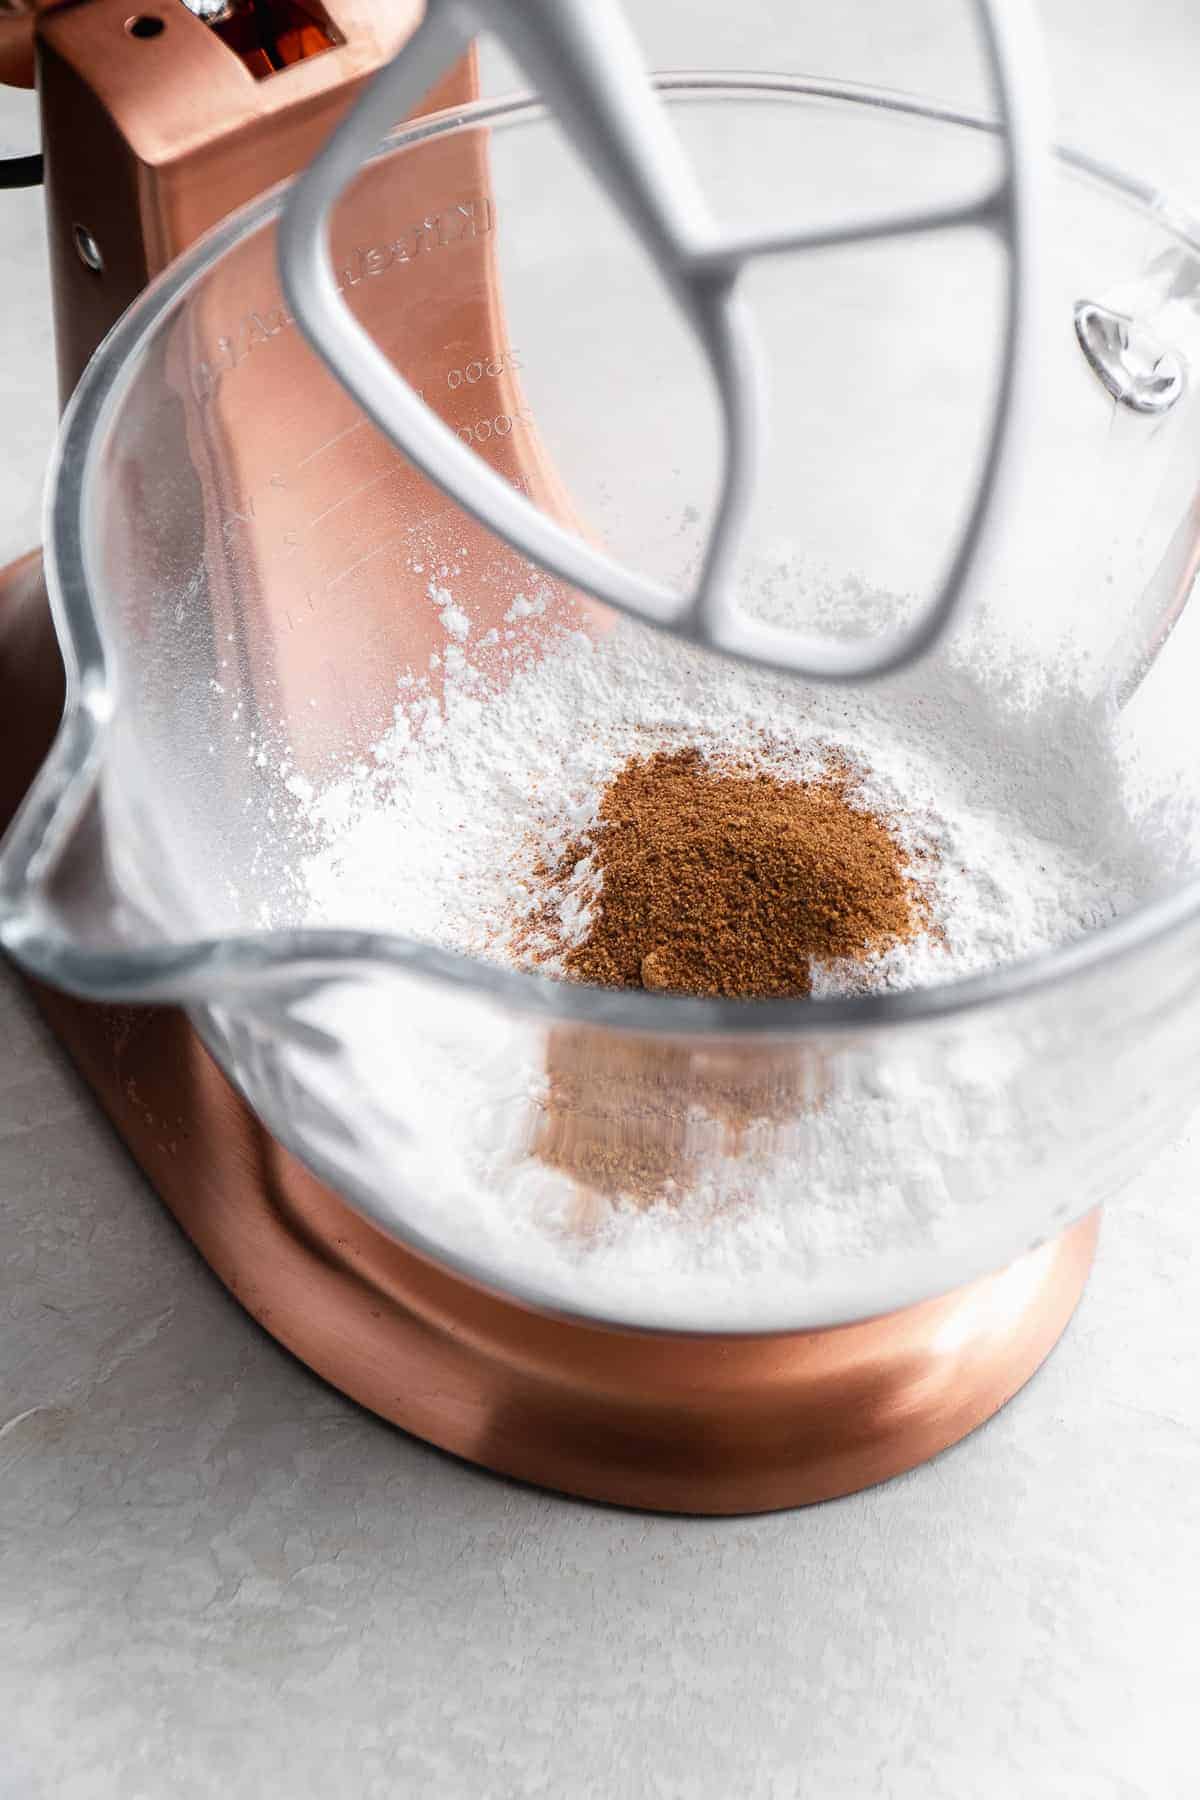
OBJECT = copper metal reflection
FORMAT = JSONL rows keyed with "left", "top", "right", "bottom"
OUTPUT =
{"left": 0, "top": 0, "right": 1100, "bottom": 1512}
{"left": 0, "top": 902, "right": 1109, "bottom": 1512}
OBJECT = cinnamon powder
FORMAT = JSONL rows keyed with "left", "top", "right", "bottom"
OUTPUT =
{"left": 547, "top": 746, "right": 923, "bottom": 998}
{"left": 523, "top": 746, "right": 927, "bottom": 1215}
{"left": 533, "top": 1025, "right": 829, "bottom": 1221}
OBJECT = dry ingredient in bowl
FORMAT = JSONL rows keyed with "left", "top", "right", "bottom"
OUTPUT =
{"left": 533, "top": 1021, "right": 831, "bottom": 1222}
{"left": 283, "top": 592, "right": 1197, "bottom": 1327}
{"left": 521, "top": 745, "right": 926, "bottom": 997}
{"left": 297, "top": 607, "right": 1161, "bottom": 997}
{"left": 517, "top": 742, "right": 928, "bottom": 1209}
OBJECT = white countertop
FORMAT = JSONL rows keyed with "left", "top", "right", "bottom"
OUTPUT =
{"left": 2, "top": 7, "right": 1199, "bottom": 1795}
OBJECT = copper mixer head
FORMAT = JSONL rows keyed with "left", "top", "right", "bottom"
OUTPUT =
{"left": 25, "top": 0, "right": 429, "bottom": 397}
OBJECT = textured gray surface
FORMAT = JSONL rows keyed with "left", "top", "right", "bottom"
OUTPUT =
{"left": 3, "top": 5, "right": 1200, "bottom": 1796}
{"left": 3, "top": 961, "right": 1198, "bottom": 1799}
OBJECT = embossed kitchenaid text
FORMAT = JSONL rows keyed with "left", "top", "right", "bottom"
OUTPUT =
{"left": 191, "top": 195, "right": 495, "bottom": 402}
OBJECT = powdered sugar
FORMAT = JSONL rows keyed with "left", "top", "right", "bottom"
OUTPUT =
{"left": 299, "top": 611, "right": 1170, "bottom": 994}
{"left": 276, "top": 591, "right": 1197, "bottom": 1328}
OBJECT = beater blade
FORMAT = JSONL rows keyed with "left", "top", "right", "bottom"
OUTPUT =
{"left": 278, "top": 0, "right": 1050, "bottom": 682}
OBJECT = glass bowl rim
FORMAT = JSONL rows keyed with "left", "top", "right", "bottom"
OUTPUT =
{"left": 19, "top": 71, "right": 1200, "bottom": 1037}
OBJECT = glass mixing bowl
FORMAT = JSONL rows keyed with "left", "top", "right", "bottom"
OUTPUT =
{"left": 5, "top": 77, "right": 1200, "bottom": 1331}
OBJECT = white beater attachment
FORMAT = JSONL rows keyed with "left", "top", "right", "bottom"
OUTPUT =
{"left": 278, "top": 0, "right": 1049, "bottom": 682}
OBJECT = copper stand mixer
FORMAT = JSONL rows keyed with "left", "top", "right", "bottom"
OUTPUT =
{"left": 0, "top": 0, "right": 1102, "bottom": 1513}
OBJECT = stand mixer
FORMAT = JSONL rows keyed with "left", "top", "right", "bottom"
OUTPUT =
{"left": 3, "top": 0, "right": 1200, "bottom": 1512}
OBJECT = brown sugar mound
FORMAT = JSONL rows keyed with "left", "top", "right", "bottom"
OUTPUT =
{"left": 554, "top": 746, "right": 922, "bottom": 999}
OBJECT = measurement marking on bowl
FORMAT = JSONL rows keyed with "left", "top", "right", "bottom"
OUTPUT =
{"left": 297, "top": 417, "right": 369, "bottom": 469}
{"left": 445, "top": 345, "right": 523, "bottom": 388}
{"left": 308, "top": 464, "right": 404, "bottom": 529}
{"left": 327, "top": 527, "right": 408, "bottom": 590}
{"left": 456, "top": 407, "right": 533, "bottom": 446}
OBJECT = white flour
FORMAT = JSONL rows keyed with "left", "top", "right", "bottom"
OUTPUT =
{"left": 270, "top": 586, "right": 1196, "bottom": 1327}
{"left": 298, "top": 605, "right": 1170, "bottom": 989}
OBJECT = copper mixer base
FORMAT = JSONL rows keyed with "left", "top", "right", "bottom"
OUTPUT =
{"left": 136, "top": 1121, "right": 1102, "bottom": 1515}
